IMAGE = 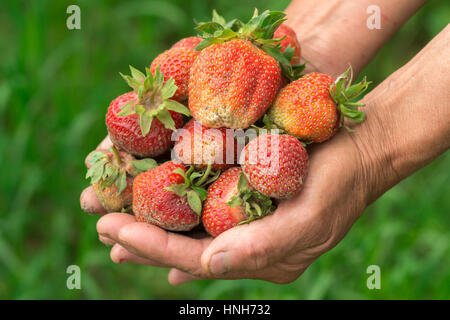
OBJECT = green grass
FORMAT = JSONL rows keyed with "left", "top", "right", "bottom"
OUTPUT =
{"left": 0, "top": 0, "right": 448, "bottom": 299}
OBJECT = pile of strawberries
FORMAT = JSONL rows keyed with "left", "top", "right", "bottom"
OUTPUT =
{"left": 86, "top": 10, "right": 370, "bottom": 237}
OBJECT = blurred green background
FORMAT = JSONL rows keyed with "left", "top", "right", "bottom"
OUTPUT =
{"left": 0, "top": 0, "right": 448, "bottom": 299}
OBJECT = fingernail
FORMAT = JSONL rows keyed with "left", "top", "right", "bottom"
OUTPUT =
{"left": 209, "top": 252, "right": 228, "bottom": 275}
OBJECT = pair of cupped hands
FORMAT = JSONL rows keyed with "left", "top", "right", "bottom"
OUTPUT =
{"left": 80, "top": 1, "right": 448, "bottom": 285}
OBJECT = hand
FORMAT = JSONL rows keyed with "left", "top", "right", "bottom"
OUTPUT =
{"left": 94, "top": 127, "right": 371, "bottom": 284}
{"left": 285, "top": 0, "right": 426, "bottom": 77}
{"left": 81, "top": 3, "right": 449, "bottom": 285}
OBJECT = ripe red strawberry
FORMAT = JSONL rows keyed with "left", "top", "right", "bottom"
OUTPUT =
{"left": 202, "top": 167, "right": 273, "bottom": 237}
{"left": 273, "top": 23, "right": 301, "bottom": 65}
{"left": 86, "top": 146, "right": 157, "bottom": 212}
{"left": 189, "top": 10, "right": 304, "bottom": 129}
{"left": 268, "top": 67, "right": 371, "bottom": 143}
{"left": 106, "top": 66, "right": 190, "bottom": 157}
{"left": 172, "top": 36, "right": 202, "bottom": 50}
{"left": 150, "top": 46, "right": 200, "bottom": 102}
{"left": 173, "top": 119, "right": 237, "bottom": 170}
{"left": 240, "top": 134, "right": 308, "bottom": 199}
{"left": 133, "top": 161, "right": 218, "bottom": 231}
{"left": 189, "top": 39, "right": 281, "bottom": 129}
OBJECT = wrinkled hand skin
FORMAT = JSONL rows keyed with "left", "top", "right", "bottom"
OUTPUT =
{"left": 80, "top": 4, "right": 449, "bottom": 285}
{"left": 85, "top": 124, "right": 369, "bottom": 284}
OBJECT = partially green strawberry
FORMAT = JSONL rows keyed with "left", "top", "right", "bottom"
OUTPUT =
{"left": 173, "top": 119, "right": 237, "bottom": 170}
{"left": 268, "top": 66, "right": 371, "bottom": 143}
{"left": 133, "top": 161, "right": 219, "bottom": 231}
{"left": 240, "top": 133, "right": 308, "bottom": 199}
{"left": 202, "top": 167, "right": 274, "bottom": 237}
{"left": 106, "top": 66, "right": 190, "bottom": 157}
{"left": 86, "top": 146, "right": 157, "bottom": 212}
{"left": 189, "top": 9, "right": 306, "bottom": 129}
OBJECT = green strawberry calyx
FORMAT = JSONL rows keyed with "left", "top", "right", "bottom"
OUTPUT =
{"left": 117, "top": 65, "right": 191, "bottom": 136}
{"left": 329, "top": 66, "right": 372, "bottom": 125}
{"left": 195, "top": 9, "right": 305, "bottom": 81}
{"left": 228, "top": 173, "right": 275, "bottom": 224}
{"left": 165, "top": 164, "right": 221, "bottom": 215}
{"left": 86, "top": 146, "right": 157, "bottom": 195}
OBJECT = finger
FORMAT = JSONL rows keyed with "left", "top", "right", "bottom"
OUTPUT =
{"left": 98, "top": 135, "right": 113, "bottom": 150}
{"left": 168, "top": 268, "right": 203, "bottom": 286}
{"left": 168, "top": 264, "right": 305, "bottom": 284}
{"left": 96, "top": 212, "right": 137, "bottom": 240}
{"left": 110, "top": 243, "right": 167, "bottom": 267}
{"left": 99, "top": 235, "right": 115, "bottom": 246}
{"left": 85, "top": 136, "right": 113, "bottom": 167}
{"left": 116, "top": 222, "right": 212, "bottom": 276}
{"left": 80, "top": 186, "right": 107, "bottom": 215}
{"left": 199, "top": 213, "right": 295, "bottom": 276}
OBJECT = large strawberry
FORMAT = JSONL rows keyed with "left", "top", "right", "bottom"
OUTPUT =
{"left": 173, "top": 119, "right": 237, "bottom": 170}
{"left": 202, "top": 167, "right": 273, "bottom": 237}
{"left": 268, "top": 67, "right": 371, "bottom": 143}
{"left": 86, "top": 146, "right": 157, "bottom": 212}
{"left": 133, "top": 161, "right": 219, "bottom": 231}
{"left": 240, "top": 133, "right": 308, "bottom": 199}
{"left": 150, "top": 45, "right": 200, "bottom": 102}
{"left": 106, "top": 66, "right": 190, "bottom": 157}
{"left": 188, "top": 10, "right": 301, "bottom": 129}
{"left": 273, "top": 23, "right": 301, "bottom": 65}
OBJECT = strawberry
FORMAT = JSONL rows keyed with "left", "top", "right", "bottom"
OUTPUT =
{"left": 171, "top": 36, "right": 202, "bottom": 50}
{"left": 273, "top": 23, "right": 301, "bottom": 65}
{"left": 202, "top": 167, "right": 273, "bottom": 237}
{"left": 86, "top": 146, "right": 157, "bottom": 212}
{"left": 240, "top": 133, "right": 308, "bottom": 199}
{"left": 173, "top": 119, "right": 237, "bottom": 170}
{"left": 268, "top": 67, "right": 371, "bottom": 143}
{"left": 188, "top": 10, "right": 302, "bottom": 129}
{"left": 150, "top": 46, "right": 200, "bottom": 102}
{"left": 106, "top": 66, "right": 190, "bottom": 157}
{"left": 133, "top": 161, "right": 219, "bottom": 231}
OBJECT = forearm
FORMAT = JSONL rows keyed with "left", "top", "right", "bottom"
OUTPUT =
{"left": 351, "top": 25, "right": 450, "bottom": 204}
{"left": 285, "top": 0, "right": 427, "bottom": 77}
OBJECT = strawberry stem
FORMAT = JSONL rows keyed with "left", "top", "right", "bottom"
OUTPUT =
{"left": 111, "top": 145, "right": 121, "bottom": 166}
{"left": 329, "top": 65, "right": 372, "bottom": 124}
{"left": 195, "top": 163, "right": 212, "bottom": 186}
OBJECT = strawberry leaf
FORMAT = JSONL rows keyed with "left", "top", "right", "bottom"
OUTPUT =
{"left": 164, "top": 184, "right": 187, "bottom": 197}
{"left": 330, "top": 66, "right": 371, "bottom": 125}
{"left": 87, "top": 151, "right": 106, "bottom": 165}
{"left": 117, "top": 100, "right": 137, "bottom": 117}
{"left": 156, "top": 108, "right": 176, "bottom": 131}
{"left": 132, "top": 158, "right": 158, "bottom": 173}
{"left": 116, "top": 170, "right": 127, "bottom": 195}
{"left": 187, "top": 190, "right": 202, "bottom": 215}
{"left": 191, "top": 186, "right": 207, "bottom": 201}
{"left": 129, "top": 65, "right": 146, "bottom": 83}
{"left": 161, "top": 77, "right": 178, "bottom": 100}
{"left": 86, "top": 158, "right": 107, "bottom": 183}
{"left": 139, "top": 111, "right": 154, "bottom": 136}
{"left": 164, "top": 100, "right": 191, "bottom": 116}
{"left": 228, "top": 196, "right": 243, "bottom": 207}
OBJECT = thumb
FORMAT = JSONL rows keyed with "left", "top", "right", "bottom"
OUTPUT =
{"left": 200, "top": 215, "right": 295, "bottom": 276}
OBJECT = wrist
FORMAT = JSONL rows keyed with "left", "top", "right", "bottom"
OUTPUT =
{"left": 284, "top": 0, "right": 426, "bottom": 77}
